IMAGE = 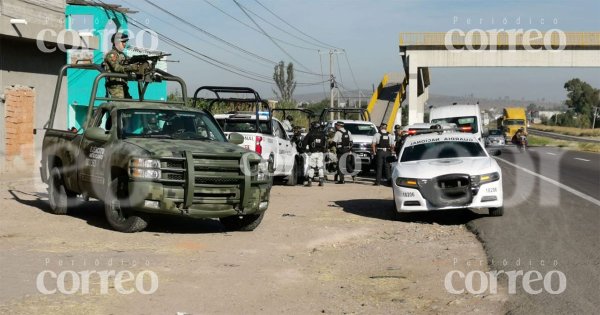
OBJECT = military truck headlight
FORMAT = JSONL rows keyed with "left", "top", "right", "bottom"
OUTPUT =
{"left": 130, "top": 158, "right": 160, "bottom": 169}
{"left": 130, "top": 168, "right": 161, "bottom": 179}
{"left": 257, "top": 160, "right": 269, "bottom": 181}
{"left": 129, "top": 158, "right": 161, "bottom": 179}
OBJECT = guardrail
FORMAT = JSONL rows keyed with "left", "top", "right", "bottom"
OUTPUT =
{"left": 399, "top": 32, "right": 600, "bottom": 47}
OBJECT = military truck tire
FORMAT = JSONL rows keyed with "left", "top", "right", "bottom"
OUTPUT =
{"left": 220, "top": 212, "right": 265, "bottom": 231}
{"left": 489, "top": 206, "right": 504, "bottom": 217}
{"left": 48, "top": 167, "right": 76, "bottom": 215}
{"left": 105, "top": 177, "right": 148, "bottom": 233}
{"left": 286, "top": 160, "right": 298, "bottom": 186}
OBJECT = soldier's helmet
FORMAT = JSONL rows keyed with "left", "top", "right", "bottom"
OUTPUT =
{"left": 310, "top": 121, "right": 320, "bottom": 130}
{"left": 111, "top": 32, "right": 129, "bottom": 45}
{"left": 394, "top": 124, "right": 401, "bottom": 130}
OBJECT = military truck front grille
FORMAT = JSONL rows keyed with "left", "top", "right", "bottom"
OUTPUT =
{"left": 195, "top": 177, "right": 239, "bottom": 185}
{"left": 165, "top": 161, "right": 184, "bottom": 168}
{"left": 167, "top": 173, "right": 184, "bottom": 181}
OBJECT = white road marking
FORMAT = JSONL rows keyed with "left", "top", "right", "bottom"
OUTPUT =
{"left": 574, "top": 158, "right": 591, "bottom": 162}
{"left": 495, "top": 157, "right": 600, "bottom": 207}
{"left": 546, "top": 152, "right": 557, "bottom": 156}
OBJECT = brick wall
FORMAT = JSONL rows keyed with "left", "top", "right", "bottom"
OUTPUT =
{"left": 4, "top": 86, "right": 35, "bottom": 171}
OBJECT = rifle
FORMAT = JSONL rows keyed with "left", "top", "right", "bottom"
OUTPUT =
{"left": 124, "top": 53, "right": 171, "bottom": 82}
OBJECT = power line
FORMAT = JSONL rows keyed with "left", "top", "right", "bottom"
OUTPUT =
{"left": 142, "top": 0, "right": 323, "bottom": 77}
{"left": 121, "top": 0, "right": 274, "bottom": 69}
{"left": 253, "top": 0, "right": 342, "bottom": 50}
{"left": 141, "top": 0, "right": 279, "bottom": 68}
{"left": 202, "top": 0, "right": 318, "bottom": 52}
{"left": 342, "top": 51, "right": 362, "bottom": 93}
{"left": 233, "top": 0, "right": 317, "bottom": 74}
{"left": 235, "top": 1, "right": 331, "bottom": 50}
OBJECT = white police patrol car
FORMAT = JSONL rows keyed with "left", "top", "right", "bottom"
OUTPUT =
{"left": 391, "top": 130, "right": 504, "bottom": 216}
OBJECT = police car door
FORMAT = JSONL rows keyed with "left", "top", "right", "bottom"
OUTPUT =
{"left": 273, "top": 120, "right": 295, "bottom": 175}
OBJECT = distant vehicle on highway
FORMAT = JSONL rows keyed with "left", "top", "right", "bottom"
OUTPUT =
{"left": 497, "top": 107, "right": 527, "bottom": 142}
{"left": 391, "top": 129, "right": 504, "bottom": 217}
{"left": 429, "top": 104, "right": 484, "bottom": 143}
{"left": 485, "top": 129, "right": 506, "bottom": 147}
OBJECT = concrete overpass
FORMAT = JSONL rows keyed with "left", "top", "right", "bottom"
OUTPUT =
{"left": 368, "top": 32, "right": 600, "bottom": 128}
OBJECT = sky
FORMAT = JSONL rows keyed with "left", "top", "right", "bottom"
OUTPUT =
{"left": 117, "top": 0, "right": 600, "bottom": 102}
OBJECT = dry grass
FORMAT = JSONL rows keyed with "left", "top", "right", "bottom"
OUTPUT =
{"left": 528, "top": 135, "right": 600, "bottom": 153}
{"left": 531, "top": 124, "right": 600, "bottom": 137}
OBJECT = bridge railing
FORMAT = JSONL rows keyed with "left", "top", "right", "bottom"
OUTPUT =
{"left": 399, "top": 32, "right": 600, "bottom": 47}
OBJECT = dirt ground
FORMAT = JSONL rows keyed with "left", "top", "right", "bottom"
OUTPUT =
{"left": 0, "top": 175, "right": 507, "bottom": 314}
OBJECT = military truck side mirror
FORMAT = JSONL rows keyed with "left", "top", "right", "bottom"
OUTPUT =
{"left": 84, "top": 127, "right": 110, "bottom": 142}
{"left": 228, "top": 132, "right": 244, "bottom": 145}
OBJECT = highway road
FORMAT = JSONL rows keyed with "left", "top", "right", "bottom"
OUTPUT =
{"left": 468, "top": 145, "right": 600, "bottom": 314}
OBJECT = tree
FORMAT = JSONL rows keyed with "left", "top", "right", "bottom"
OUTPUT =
{"left": 273, "top": 61, "right": 296, "bottom": 103}
{"left": 563, "top": 78, "right": 600, "bottom": 128}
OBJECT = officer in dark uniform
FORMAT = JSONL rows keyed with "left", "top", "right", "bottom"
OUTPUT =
{"left": 372, "top": 123, "right": 394, "bottom": 186}
{"left": 103, "top": 32, "right": 140, "bottom": 99}
{"left": 332, "top": 121, "right": 353, "bottom": 184}
{"left": 393, "top": 124, "right": 406, "bottom": 157}
{"left": 302, "top": 121, "right": 327, "bottom": 186}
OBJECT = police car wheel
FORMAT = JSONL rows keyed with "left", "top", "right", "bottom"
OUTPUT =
{"left": 286, "top": 160, "right": 298, "bottom": 186}
{"left": 105, "top": 177, "right": 148, "bottom": 233}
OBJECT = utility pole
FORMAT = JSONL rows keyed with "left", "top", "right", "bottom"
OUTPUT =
{"left": 593, "top": 106, "right": 599, "bottom": 129}
{"left": 320, "top": 50, "right": 343, "bottom": 121}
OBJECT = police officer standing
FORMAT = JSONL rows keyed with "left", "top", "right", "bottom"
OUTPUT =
{"left": 332, "top": 121, "right": 352, "bottom": 184}
{"left": 302, "top": 122, "right": 327, "bottom": 186}
{"left": 103, "top": 32, "right": 140, "bottom": 99}
{"left": 393, "top": 125, "right": 406, "bottom": 157}
{"left": 372, "top": 123, "right": 394, "bottom": 186}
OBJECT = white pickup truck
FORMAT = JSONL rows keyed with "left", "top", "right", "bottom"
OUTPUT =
{"left": 214, "top": 112, "right": 300, "bottom": 185}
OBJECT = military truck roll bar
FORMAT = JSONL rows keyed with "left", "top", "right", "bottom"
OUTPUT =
{"left": 271, "top": 108, "right": 315, "bottom": 125}
{"left": 192, "top": 86, "right": 270, "bottom": 133}
{"left": 319, "top": 108, "right": 371, "bottom": 123}
{"left": 46, "top": 63, "right": 188, "bottom": 130}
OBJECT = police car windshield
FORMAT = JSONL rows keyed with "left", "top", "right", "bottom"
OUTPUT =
{"left": 489, "top": 129, "right": 502, "bottom": 136}
{"left": 431, "top": 116, "right": 478, "bottom": 133}
{"left": 217, "top": 119, "right": 271, "bottom": 134}
{"left": 344, "top": 123, "right": 377, "bottom": 136}
{"left": 401, "top": 140, "right": 486, "bottom": 162}
{"left": 119, "top": 110, "right": 226, "bottom": 142}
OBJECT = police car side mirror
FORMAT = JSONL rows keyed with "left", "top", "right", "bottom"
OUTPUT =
{"left": 228, "top": 132, "right": 244, "bottom": 145}
{"left": 84, "top": 127, "right": 110, "bottom": 142}
{"left": 492, "top": 149, "right": 502, "bottom": 156}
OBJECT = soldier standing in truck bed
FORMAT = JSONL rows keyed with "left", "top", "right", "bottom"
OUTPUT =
{"left": 103, "top": 32, "right": 140, "bottom": 99}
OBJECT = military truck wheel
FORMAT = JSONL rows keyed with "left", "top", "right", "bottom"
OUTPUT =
{"left": 220, "top": 212, "right": 265, "bottom": 231}
{"left": 105, "top": 177, "right": 148, "bottom": 233}
{"left": 48, "top": 167, "right": 76, "bottom": 215}
{"left": 489, "top": 206, "right": 504, "bottom": 217}
{"left": 286, "top": 161, "right": 298, "bottom": 186}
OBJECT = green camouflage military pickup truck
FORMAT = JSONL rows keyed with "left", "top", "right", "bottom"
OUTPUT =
{"left": 40, "top": 64, "right": 271, "bottom": 232}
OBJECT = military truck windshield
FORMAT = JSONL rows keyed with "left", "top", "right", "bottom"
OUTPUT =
{"left": 344, "top": 123, "right": 377, "bottom": 136}
{"left": 401, "top": 141, "right": 486, "bottom": 162}
{"left": 119, "top": 109, "right": 226, "bottom": 141}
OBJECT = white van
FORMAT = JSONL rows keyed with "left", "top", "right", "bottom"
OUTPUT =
{"left": 429, "top": 104, "right": 484, "bottom": 143}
